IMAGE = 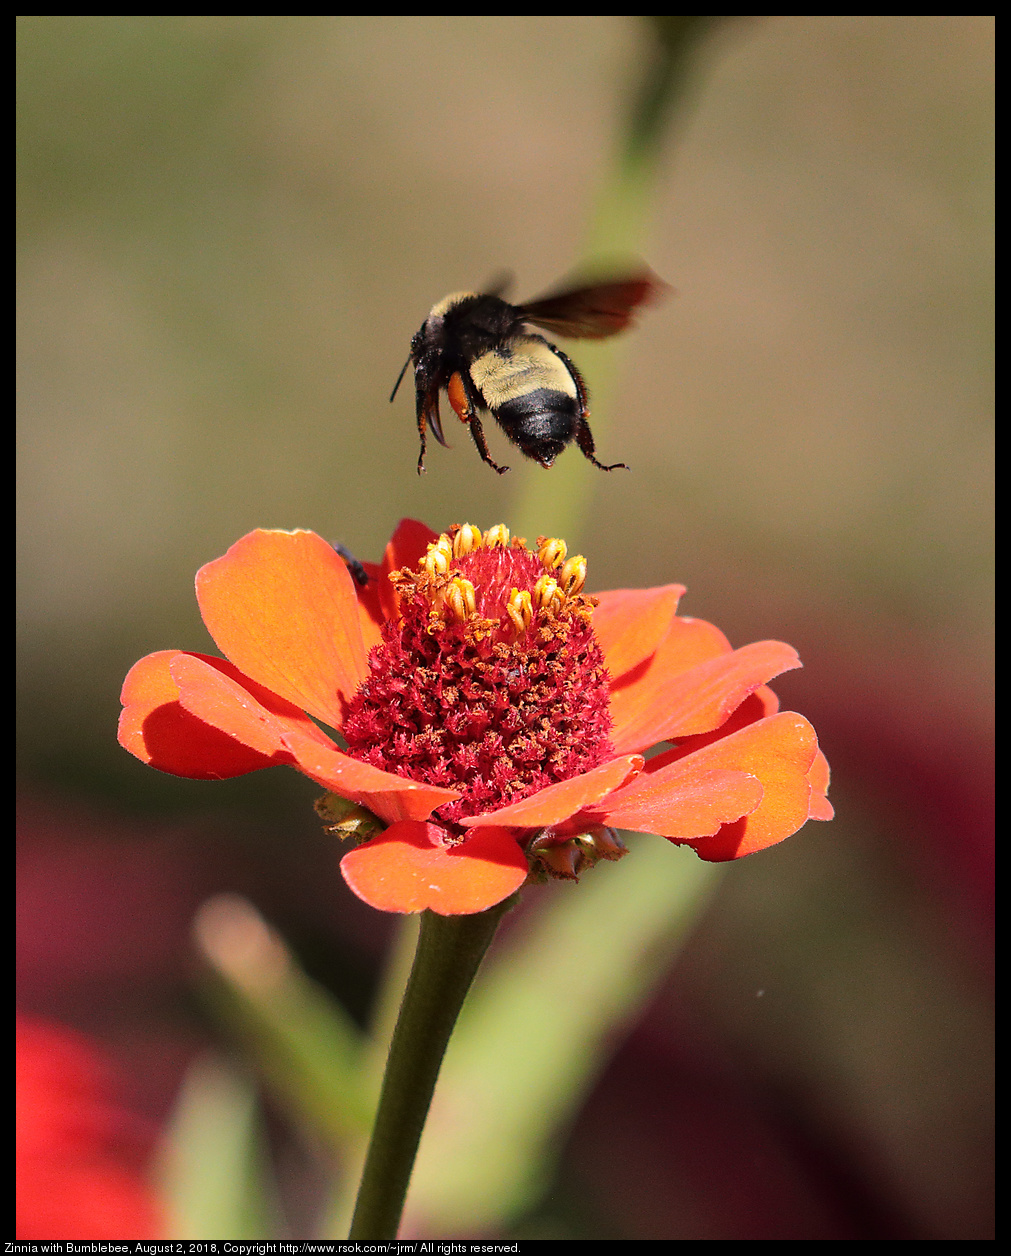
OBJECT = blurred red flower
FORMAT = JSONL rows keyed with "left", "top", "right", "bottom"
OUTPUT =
{"left": 16, "top": 1014, "right": 164, "bottom": 1240}
{"left": 120, "top": 521, "right": 830, "bottom": 915}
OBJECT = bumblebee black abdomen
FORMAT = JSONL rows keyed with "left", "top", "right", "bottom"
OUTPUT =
{"left": 494, "top": 388, "right": 578, "bottom": 430}
{"left": 492, "top": 390, "right": 577, "bottom": 466}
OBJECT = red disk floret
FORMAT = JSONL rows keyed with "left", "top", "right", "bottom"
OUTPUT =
{"left": 342, "top": 543, "right": 614, "bottom": 828}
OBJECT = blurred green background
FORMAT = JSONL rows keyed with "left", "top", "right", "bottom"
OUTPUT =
{"left": 17, "top": 16, "right": 992, "bottom": 1240}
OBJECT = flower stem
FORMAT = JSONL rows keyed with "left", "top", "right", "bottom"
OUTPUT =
{"left": 348, "top": 900, "right": 513, "bottom": 1239}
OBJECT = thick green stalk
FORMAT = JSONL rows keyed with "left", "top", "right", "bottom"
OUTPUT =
{"left": 348, "top": 900, "right": 512, "bottom": 1239}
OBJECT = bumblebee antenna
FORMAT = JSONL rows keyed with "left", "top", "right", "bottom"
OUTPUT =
{"left": 390, "top": 355, "right": 412, "bottom": 403}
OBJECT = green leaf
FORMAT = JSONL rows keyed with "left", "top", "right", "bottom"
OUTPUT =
{"left": 194, "top": 894, "right": 373, "bottom": 1149}
{"left": 156, "top": 1054, "right": 282, "bottom": 1239}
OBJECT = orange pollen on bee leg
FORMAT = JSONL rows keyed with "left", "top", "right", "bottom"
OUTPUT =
{"left": 447, "top": 372, "right": 471, "bottom": 422}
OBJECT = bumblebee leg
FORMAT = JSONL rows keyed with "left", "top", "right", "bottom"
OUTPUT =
{"left": 548, "top": 344, "right": 625, "bottom": 470}
{"left": 573, "top": 413, "right": 628, "bottom": 472}
{"left": 552, "top": 346, "right": 590, "bottom": 416}
{"left": 415, "top": 386, "right": 445, "bottom": 474}
{"left": 414, "top": 387, "right": 428, "bottom": 474}
{"left": 448, "top": 372, "right": 510, "bottom": 474}
{"left": 467, "top": 411, "right": 510, "bottom": 475}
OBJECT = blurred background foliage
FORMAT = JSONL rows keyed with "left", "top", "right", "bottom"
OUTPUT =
{"left": 17, "top": 16, "right": 992, "bottom": 1240}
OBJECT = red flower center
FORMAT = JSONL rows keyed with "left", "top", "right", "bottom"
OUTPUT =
{"left": 343, "top": 525, "right": 615, "bottom": 828}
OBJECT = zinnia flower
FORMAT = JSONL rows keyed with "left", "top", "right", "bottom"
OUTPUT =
{"left": 16, "top": 1014, "right": 164, "bottom": 1239}
{"left": 119, "top": 521, "right": 831, "bottom": 916}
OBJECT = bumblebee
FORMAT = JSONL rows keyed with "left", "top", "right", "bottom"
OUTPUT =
{"left": 391, "top": 271, "right": 665, "bottom": 474}
{"left": 331, "top": 541, "right": 369, "bottom": 587}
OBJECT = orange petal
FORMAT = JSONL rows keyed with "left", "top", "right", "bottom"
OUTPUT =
{"left": 592, "top": 584, "right": 685, "bottom": 680}
{"left": 376, "top": 518, "right": 440, "bottom": 623}
{"left": 119, "top": 651, "right": 285, "bottom": 779}
{"left": 808, "top": 793, "right": 835, "bottom": 822}
{"left": 611, "top": 637, "right": 801, "bottom": 754}
{"left": 665, "top": 684, "right": 780, "bottom": 759}
{"left": 280, "top": 726, "right": 460, "bottom": 826}
{"left": 170, "top": 653, "right": 333, "bottom": 757}
{"left": 195, "top": 529, "right": 368, "bottom": 732}
{"left": 354, "top": 562, "right": 386, "bottom": 654}
{"left": 461, "top": 755, "right": 644, "bottom": 830}
{"left": 807, "top": 748, "right": 834, "bottom": 820}
{"left": 121, "top": 649, "right": 183, "bottom": 716}
{"left": 808, "top": 746, "right": 830, "bottom": 796}
{"left": 339, "top": 822, "right": 529, "bottom": 915}
{"left": 591, "top": 766, "right": 765, "bottom": 838}
{"left": 608, "top": 615, "right": 731, "bottom": 749}
{"left": 653, "top": 713, "right": 819, "bottom": 860}
{"left": 162, "top": 653, "right": 452, "bottom": 828}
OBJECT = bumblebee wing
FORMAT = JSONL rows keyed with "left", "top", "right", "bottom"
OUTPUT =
{"left": 520, "top": 272, "right": 667, "bottom": 340}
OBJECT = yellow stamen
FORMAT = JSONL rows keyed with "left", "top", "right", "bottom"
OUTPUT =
{"left": 558, "top": 555, "right": 587, "bottom": 596}
{"left": 443, "top": 577, "right": 477, "bottom": 622}
{"left": 506, "top": 587, "right": 533, "bottom": 635}
{"left": 537, "top": 536, "right": 567, "bottom": 570}
{"left": 421, "top": 535, "right": 453, "bottom": 579}
{"left": 453, "top": 523, "right": 483, "bottom": 559}
{"left": 533, "top": 574, "right": 565, "bottom": 615}
{"left": 484, "top": 524, "right": 510, "bottom": 549}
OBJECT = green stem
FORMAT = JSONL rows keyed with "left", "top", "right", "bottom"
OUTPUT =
{"left": 348, "top": 900, "right": 513, "bottom": 1239}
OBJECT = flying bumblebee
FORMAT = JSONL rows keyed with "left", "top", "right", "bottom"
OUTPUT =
{"left": 391, "top": 271, "right": 666, "bottom": 474}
